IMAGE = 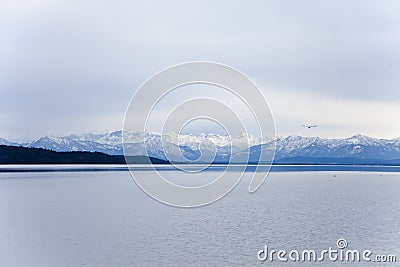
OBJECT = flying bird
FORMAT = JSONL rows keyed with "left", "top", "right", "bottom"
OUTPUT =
{"left": 302, "top": 125, "right": 318, "bottom": 129}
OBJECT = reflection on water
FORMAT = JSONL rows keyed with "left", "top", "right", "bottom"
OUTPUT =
{"left": 0, "top": 170, "right": 399, "bottom": 266}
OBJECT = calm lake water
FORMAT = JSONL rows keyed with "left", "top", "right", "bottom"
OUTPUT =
{"left": 0, "top": 167, "right": 399, "bottom": 266}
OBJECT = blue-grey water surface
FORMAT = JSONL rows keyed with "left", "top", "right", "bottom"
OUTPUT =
{"left": 0, "top": 168, "right": 399, "bottom": 266}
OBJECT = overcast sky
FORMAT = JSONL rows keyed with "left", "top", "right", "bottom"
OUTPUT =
{"left": 1, "top": 0, "right": 399, "bottom": 141}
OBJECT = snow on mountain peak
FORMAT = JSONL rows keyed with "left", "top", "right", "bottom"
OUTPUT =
{"left": 0, "top": 137, "right": 19, "bottom": 146}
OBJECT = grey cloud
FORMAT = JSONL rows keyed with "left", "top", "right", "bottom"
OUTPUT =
{"left": 0, "top": 0, "right": 399, "bottom": 139}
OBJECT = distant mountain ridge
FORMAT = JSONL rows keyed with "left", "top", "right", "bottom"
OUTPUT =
{"left": 0, "top": 137, "right": 20, "bottom": 146}
{"left": 1, "top": 131, "right": 400, "bottom": 164}
{"left": 252, "top": 134, "right": 400, "bottom": 163}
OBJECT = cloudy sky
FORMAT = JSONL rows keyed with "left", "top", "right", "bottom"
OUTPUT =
{"left": 1, "top": 0, "right": 399, "bottom": 141}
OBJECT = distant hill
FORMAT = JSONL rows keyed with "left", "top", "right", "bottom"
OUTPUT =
{"left": 0, "top": 145, "right": 169, "bottom": 164}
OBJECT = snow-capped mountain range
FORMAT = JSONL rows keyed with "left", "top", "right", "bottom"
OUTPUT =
{"left": 1, "top": 131, "right": 400, "bottom": 164}
{"left": 249, "top": 134, "right": 400, "bottom": 164}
